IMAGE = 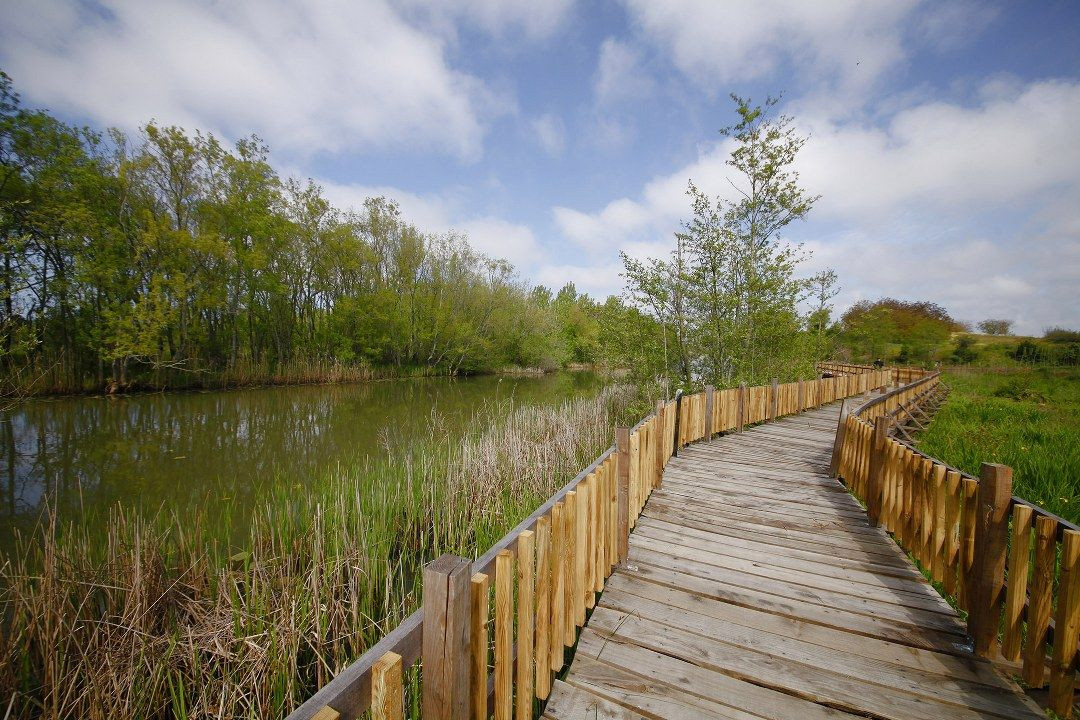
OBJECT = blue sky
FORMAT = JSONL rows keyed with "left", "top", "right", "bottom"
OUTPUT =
{"left": 2, "top": 0, "right": 1078, "bottom": 334}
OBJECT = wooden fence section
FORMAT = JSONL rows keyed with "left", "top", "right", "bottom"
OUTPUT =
{"left": 836, "top": 370, "right": 1080, "bottom": 717}
{"left": 287, "top": 367, "right": 886, "bottom": 720}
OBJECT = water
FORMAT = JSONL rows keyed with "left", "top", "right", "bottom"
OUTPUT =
{"left": 0, "top": 372, "right": 603, "bottom": 551}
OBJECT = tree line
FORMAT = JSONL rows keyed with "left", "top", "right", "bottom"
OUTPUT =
{"left": 0, "top": 71, "right": 666, "bottom": 395}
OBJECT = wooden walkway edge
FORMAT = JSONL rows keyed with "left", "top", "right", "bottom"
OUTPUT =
{"left": 547, "top": 400, "right": 1044, "bottom": 720}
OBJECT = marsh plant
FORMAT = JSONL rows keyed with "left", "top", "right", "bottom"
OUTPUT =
{"left": 0, "top": 384, "right": 634, "bottom": 719}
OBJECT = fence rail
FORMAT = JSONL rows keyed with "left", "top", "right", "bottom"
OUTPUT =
{"left": 834, "top": 368, "right": 1080, "bottom": 716}
{"left": 287, "top": 366, "right": 888, "bottom": 720}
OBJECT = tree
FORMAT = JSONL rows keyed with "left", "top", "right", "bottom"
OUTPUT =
{"left": 622, "top": 95, "right": 819, "bottom": 387}
{"left": 807, "top": 269, "right": 839, "bottom": 361}
{"left": 977, "top": 319, "right": 1012, "bottom": 336}
{"left": 840, "top": 298, "right": 962, "bottom": 364}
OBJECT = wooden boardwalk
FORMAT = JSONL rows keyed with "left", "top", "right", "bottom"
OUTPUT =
{"left": 545, "top": 400, "right": 1044, "bottom": 720}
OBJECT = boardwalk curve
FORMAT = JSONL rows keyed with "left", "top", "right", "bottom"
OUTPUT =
{"left": 547, "top": 400, "right": 1043, "bottom": 720}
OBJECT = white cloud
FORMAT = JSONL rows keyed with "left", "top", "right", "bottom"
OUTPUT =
{"left": 594, "top": 38, "right": 653, "bottom": 105}
{"left": 402, "top": 0, "right": 576, "bottom": 41}
{"left": 315, "top": 178, "right": 542, "bottom": 269}
{"left": 0, "top": 0, "right": 503, "bottom": 159}
{"left": 621, "top": 0, "right": 921, "bottom": 94}
{"left": 552, "top": 78, "right": 1080, "bottom": 335}
{"left": 532, "top": 114, "right": 566, "bottom": 156}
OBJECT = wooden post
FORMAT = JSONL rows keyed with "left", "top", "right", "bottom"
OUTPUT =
{"left": 494, "top": 550, "right": 513, "bottom": 720}
{"left": 967, "top": 463, "right": 1013, "bottom": 658}
{"left": 1024, "top": 515, "right": 1058, "bottom": 687}
{"left": 515, "top": 531, "right": 535, "bottom": 720}
{"left": 867, "top": 417, "right": 889, "bottom": 527}
{"left": 371, "top": 652, "right": 404, "bottom": 720}
{"left": 828, "top": 399, "right": 849, "bottom": 478}
{"left": 703, "top": 385, "right": 714, "bottom": 440}
{"left": 1051, "top": 529, "right": 1080, "bottom": 716}
{"left": 654, "top": 400, "right": 665, "bottom": 483}
{"left": 797, "top": 380, "right": 804, "bottom": 413}
{"left": 671, "top": 390, "right": 683, "bottom": 457}
{"left": 770, "top": 377, "right": 779, "bottom": 420}
{"left": 616, "top": 427, "right": 630, "bottom": 563}
{"left": 1002, "top": 505, "right": 1033, "bottom": 661}
{"left": 533, "top": 516, "right": 551, "bottom": 700}
{"left": 737, "top": 382, "right": 747, "bottom": 432}
{"left": 422, "top": 554, "right": 472, "bottom": 720}
{"left": 470, "top": 573, "right": 490, "bottom": 719}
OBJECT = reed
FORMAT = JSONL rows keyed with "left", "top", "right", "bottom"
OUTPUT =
{"left": 0, "top": 385, "right": 633, "bottom": 719}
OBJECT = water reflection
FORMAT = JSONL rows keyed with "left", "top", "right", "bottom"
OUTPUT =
{"left": 1, "top": 372, "right": 601, "bottom": 549}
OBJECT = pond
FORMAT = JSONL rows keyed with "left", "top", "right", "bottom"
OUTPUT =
{"left": 0, "top": 371, "right": 604, "bottom": 553}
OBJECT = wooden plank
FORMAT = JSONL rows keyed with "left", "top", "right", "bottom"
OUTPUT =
{"left": 563, "top": 490, "right": 576, "bottom": 647}
{"left": 601, "top": 576, "right": 1002, "bottom": 686}
{"left": 1050, "top": 529, "right": 1080, "bottom": 716}
{"left": 533, "top": 516, "right": 551, "bottom": 700}
{"left": 616, "top": 428, "right": 630, "bottom": 563}
{"left": 550, "top": 501, "right": 565, "bottom": 671}
{"left": 617, "top": 561, "right": 970, "bottom": 654}
{"left": 422, "top": 554, "right": 472, "bottom": 720}
{"left": 1023, "top": 514, "right": 1057, "bottom": 687}
{"left": 585, "top": 609, "right": 1017, "bottom": 720}
{"left": 470, "top": 573, "right": 490, "bottom": 719}
{"left": 543, "top": 680, "right": 650, "bottom": 720}
{"left": 494, "top": 549, "right": 513, "bottom": 720}
{"left": 371, "top": 652, "right": 403, "bottom": 720}
{"left": 594, "top": 591, "right": 1034, "bottom": 717}
{"left": 574, "top": 483, "right": 586, "bottom": 626}
{"left": 515, "top": 531, "right": 535, "bottom": 720}
{"left": 1002, "top": 504, "right": 1033, "bottom": 661}
{"left": 968, "top": 463, "right": 1013, "bottom": 657}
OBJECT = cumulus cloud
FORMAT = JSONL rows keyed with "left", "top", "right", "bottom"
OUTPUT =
{"left": 314, "top": 178, "right": 543, "bottom": 269}
{"left": 621, "top": 0, "right": 921, "bottom": 94}
{"left": 0, "top": 0, "right": 505, "bottom": 159}
{"left": 594, "top": 38, "right": 653, "bottom": 105}
{"left": 402, "top": 0, "right": 576, "bottom": 41}
{"left": 532, "top": 114, "right": 566, "bottom": 156}
{"left": 553, "top": 78, "right": 1080, "bottom": 334}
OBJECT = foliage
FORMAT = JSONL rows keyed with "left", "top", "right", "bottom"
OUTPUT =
{"left": 838, "top": 298, "right": 963, "bottom": 365}
{"left": 1045, "top": 327, "right": 1080, "bottom": 344}
{"left": 621, "top": 95, "right": 822, "bottom": 389}
{"left": 951, "top": 335, "right": 979, "bottom": 364}
{"left": 976, "top": 318, "right": 1012, "bottom": 335}
{"left": 0, "top": 71, "right": 647, "bottom": 396}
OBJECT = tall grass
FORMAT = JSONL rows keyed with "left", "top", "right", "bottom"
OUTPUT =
{"left": 0, "top": 385, "right": 634, "bottom": 719}
{"left": 917, "top": 365, "right": 1080, "bottom": 525}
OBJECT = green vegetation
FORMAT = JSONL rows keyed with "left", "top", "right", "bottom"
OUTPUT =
{"left": 0, "top": 71, "right": 657, "bottom": 398}
{"left": 0, "top": 385, "right": 638, "bottom": 718}
{"left": 622, "top": 96, "right": 832, "bottom": 388}
{"left": 917, "top": 365, "right": 1080, "bottom": 525}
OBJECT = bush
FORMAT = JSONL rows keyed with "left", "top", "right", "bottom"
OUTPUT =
{"left": 951, "top": 336, "right": 979, "bottom": 364}
{"left": 1045, "top": 327, "right": 1080, "bottom": 344}
{"left": 1011, "top": 339, "right": 1045, "bottom": 363}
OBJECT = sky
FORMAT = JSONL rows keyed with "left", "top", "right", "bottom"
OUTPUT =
{"left": 2, "top": 0, "right": 1078, "bottom": 335}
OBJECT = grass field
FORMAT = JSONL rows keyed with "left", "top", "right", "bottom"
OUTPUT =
{"left": 917, "top": 364, "right": 1080, "bottom": 525}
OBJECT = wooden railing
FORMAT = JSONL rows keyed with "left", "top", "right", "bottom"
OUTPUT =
{"left": 834, "top": 369, "right": 1080, "bottom": 717}
{"left": 287, "top": 366, "right": 887, "bottom": 720}
{"left": 818, "top": 360, "right": 930, "bottom": 385}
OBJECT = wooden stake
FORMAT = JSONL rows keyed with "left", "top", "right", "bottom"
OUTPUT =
{"left": 371, "top": 652, "right": 403, "bottom": 720}
{"left": 494, "top": 550, "right": 513, "bottom": 720}
{"left": 470, "top": 573, "right": 489, "bottom": 720}
{"left": 1051, "top": 529, "right": 1080, "bottom": 716}
{"left": 421, "top": 554, "right": 472, "bottom": 720}
{"left": 515, "top": 531, "right": 535, "bottom": 720}
{"left": 616, "top": 427, "right": 630, "bottom": 564}
{"left": 967, "top": 463, "right": 1013, "bottom": 658}
{"left": 1024, "top": 514, "right": 1057, "bottom": 687}
{"left": 1002, "top": 505, "right": 1032, "bottom": 661}
{"left": 533, "top": 517, "right": 551, "bottom": 700}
